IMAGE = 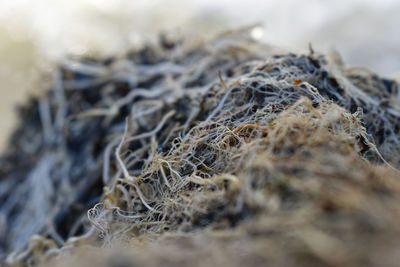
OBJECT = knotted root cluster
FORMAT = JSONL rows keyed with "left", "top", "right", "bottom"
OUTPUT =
{"left": 1, "top": 27, "right": 400, "bottom": 266}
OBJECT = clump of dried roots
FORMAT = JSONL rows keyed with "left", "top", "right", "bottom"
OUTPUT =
{"left": 1, "top": 27, "right": 400, "bottom": 267}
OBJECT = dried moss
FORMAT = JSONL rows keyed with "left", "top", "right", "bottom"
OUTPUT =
{"left": 1, "top": 27, "right": 400, "bottom": 267}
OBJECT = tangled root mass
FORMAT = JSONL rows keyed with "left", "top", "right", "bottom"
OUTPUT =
{"left": 1, "top": 27, "right": 400, "bottom": 266}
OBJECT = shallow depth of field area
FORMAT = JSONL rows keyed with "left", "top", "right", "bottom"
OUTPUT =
{"left": 1, "top": 1, "right": 400, "bottom": 267}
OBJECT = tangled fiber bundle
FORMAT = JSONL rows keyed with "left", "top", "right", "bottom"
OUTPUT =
{"left": 1, "top": 27, "right": 400, "bottom": 266}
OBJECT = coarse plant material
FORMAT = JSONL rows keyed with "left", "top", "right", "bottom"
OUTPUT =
{"left": 1, "top": 26, "right": 400, "bottom": 267}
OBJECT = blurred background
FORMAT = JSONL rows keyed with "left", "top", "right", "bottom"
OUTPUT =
{"left": 1, "top": 0, "right": 399, "bottom": 150}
